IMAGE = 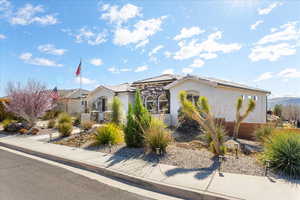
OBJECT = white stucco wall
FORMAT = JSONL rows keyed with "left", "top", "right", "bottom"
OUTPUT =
{"left": 88, "top": 87, "right": 134, "bottom": 122}
{"left": 87, "top": 87, "right": 115, "bottom": 110}
{"left": 169, "top": 79, "right": 267, "bottom": 126}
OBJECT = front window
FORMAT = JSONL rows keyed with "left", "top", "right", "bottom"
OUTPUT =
{"left": 145, "top": 96, "right": 155, "bottom": 112}
{"left": 158, "top": 94, "right": 169, "bottom": 113}
{"left": 187, "top": 92, "right": 199, "bottom": 105}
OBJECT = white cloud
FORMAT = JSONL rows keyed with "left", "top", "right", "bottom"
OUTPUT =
{"left": 134, "top": 65, "right": 148, "bottom": 72}
{"left": 75, "top": 77, "right": 96, "bottom": 85}
{"left": 0, "top": 0, "right": 11, "bottom": 18}
{"left": 182, "top": 67, "right": 193, "bottom": 74}
{"left": 257, "top": 22, "right": 300, "bottom": 45}
{"left": 9, "top": 4, "right": 57, "bottom": 25}
{"left": 254, "top": 72, "right": 273, "bottom": 82}
{"left": 148, "top": 45, "right": 164, "bottom": 56}
{"left": 199, "top": 53, "right": 217, "bottom": 60}
{"left": 120, "top": 68, "right": 132, "bottom": 72}
{"left": 0, "top": 34, "right": 6, "bottom": 39}
{"left": 250, "top": 20, "right": 263, "bottom": 30}
{"left": 107, "top": 67, "right": 119, "bottom": 74}
{"left": 90, "top": 58, "right": 103, "bottom": 66}
{"left": 19, "top": 52, "right": 63, "bottom": 67}
{"left": 135, "top": 39, "right": 149, "bottom": 48}
{"left": 164, "top": 51, "right": 172, "bottom": 58}
{"left": 162, "top": 69, "right": 174, "bottom": 74}
{"left": 278, "top": 68, "right": 300, "bottom": 78}
{"left": 113, "top": 16, "right": 166, "bottom": 46}
{"left": 189, "top": 58, "right": 204, "bottom": 68}
{"left": 69, "top": 27, "right": 107, "bottom": 46}
{"left": 173, "top": 26, "right": 205, "bottom": 40}
{"left": 173, "top": 31, "right": 241, "bottom": 60}
{"left": 249, "top": 22, "right": 300, "bottom": 62}
{"left": 258, "top": 2, "right": 282, "bottom": 15}
{"left": 38, "top": 44, "right": 67, "bottom": 55}
{"left": 101, "top": 3, "right": 141, "bottom": 25}
{"left": 249, "top": 43, "right": 296, "bottom": 62}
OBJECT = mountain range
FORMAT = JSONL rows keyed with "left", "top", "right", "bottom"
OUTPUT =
{"left": 268, "top": 97, "right": 300, "bottom": 109}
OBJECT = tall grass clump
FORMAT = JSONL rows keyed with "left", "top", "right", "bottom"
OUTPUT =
{"left": 95, "top": 123, "right": 124, "bottom": 145}
{"left": 255, "top": 124, "right": 274, "bottom": 142}
{"left": 111, "top": 96, "right": 123, "bottom": 125}
{"left": 58, "top": 122, "right": 73, "bottom": 137}
{"left": 57, "top": 112, "right": 73, "bottom": 137}
{"left": 262, "top": 132, "right": 300, "bottom": 179}
{"left": 145, "top": 118, "right": 172, "bottom": 154}
{"left": 57, "top": 112, "right": 72, "bottom": 124}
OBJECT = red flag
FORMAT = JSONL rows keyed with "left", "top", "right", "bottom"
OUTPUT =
{"left": 50, "top": 87, "right": 59, "bottom": 100}
{"left": 75, "top": 60, "right": 81, "bottom": 76}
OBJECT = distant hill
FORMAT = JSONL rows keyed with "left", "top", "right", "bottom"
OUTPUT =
{"left": 268, "top": 97, "right": 300, "bottom": 109}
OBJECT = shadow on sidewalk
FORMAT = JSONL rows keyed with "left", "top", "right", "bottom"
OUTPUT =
{"left": 104, "top": 146, "right": 162, "bottom": 168}
{"left": 164, "top": 156, "right": 220, "bottom": 180}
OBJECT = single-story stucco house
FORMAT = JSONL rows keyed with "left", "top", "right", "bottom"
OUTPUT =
{"left": 55, "top": 89, "right": 89, "bottom": 115}
{"left": 85, "top": 74, "right": 270, "bottom": 130}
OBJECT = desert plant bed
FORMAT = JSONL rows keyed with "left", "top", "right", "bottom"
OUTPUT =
{"left": 54, "top": 133, "right": 266, "bottom": 177}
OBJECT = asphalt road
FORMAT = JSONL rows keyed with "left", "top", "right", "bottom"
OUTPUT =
{"left": 0, "top": 149, "right": 152, "bottom": 200}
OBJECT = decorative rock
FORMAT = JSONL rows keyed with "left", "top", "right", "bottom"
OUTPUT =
{"left": 5, "top": 122, "right": 31, "bottom": 132}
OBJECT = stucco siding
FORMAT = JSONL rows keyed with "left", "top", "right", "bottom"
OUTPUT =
{"left": 87, "top": 87, "right": 115, "bottom": 110}
{"left": 169, "top": 79, "right": 267, "bottom": 126}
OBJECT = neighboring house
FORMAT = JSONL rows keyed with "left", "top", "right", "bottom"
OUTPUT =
{"left": 87, "top": 74, "right": 270, "bottom": 127}
{"left": 56, "top": 89, "right": 89, "bottom": 115}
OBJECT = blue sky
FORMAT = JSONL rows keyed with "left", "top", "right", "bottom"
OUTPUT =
{"left": 1, "top": 0, "right": 300, "bottom": 97}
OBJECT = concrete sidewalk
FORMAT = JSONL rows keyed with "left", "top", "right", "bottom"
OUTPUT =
{"left": 0, "top": 134, "right": 299, "bottom": 200}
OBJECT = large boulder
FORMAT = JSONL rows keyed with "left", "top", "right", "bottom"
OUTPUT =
{"left": 4, "top": 122, "right": 31, "bottom": 132}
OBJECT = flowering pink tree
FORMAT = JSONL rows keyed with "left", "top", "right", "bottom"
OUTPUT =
{"left": 5, "top": 80, "right": 54, "bottom": 127}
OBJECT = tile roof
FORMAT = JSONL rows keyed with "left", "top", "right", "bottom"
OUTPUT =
{"left": 103, "top": 83, "right": 135, "bottom": 92}
{"left": 92, "top": 74, "right": 270, "bottom": 94}
{"left": 133, "top": 74, "right": 182, "bottom": 83}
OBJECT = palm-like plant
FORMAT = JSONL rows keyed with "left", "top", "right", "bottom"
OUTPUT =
{"left": 179, "top": 91, "right": 225, "bottom": 155}
{"left": 233, "top": 97, "right": 256, "bottom": 139}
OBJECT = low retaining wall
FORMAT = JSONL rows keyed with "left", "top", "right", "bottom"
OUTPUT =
{"left": 224, "top": 122, "right": 264, "bottom": 140}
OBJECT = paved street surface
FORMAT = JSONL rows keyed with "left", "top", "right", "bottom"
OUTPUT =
{"left": 0, "top": 149, "right": 152, "bottom": 200}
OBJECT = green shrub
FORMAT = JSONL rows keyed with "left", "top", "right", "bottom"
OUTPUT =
{"left": 2, "top": 119, "right": 16, "bottom": 130}
{"left": 47, "top": 119, "right": 56, "bottom": 129}
{"left": 58, "top": 113, "right": 72, "bottom": 124}
{"left": 73, "top": 115, "right": 81, "bottom": 126}
{"left": 262, "top": 132, "right": 300, "bottom": 179}
{"left": 145, "top": 118, "right": 172, "bottom": 153}
{"left": 124, "top": 90, "right": 151, "bottom": 147}
{"left": 111, "top": 96, "right": 122, "bottom": 125}
{"left": 42, "top": 110, "right": 62, "bottom": 120}
{"left": 81, "top": 121, "right": 93, "bottom": 131}
{"left": 58, "top": 122, "right": 73, "bottom": 137}
{"left": 255, "top": 124, "right": 274, "bottom": 142}
{"left": 95, "top": 123, "right": 124, "bottom": 145}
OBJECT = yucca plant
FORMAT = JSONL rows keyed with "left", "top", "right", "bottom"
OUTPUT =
{"left": 179, "top": 91, "right": 225, "bottom": 155}
{"left": 262, "top": 132, "right": 300, "bottom": 179}
{"left": 233, "top": 97, "right": 256, "bottom": 139}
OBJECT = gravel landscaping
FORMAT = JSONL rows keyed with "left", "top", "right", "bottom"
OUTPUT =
{"left": 53, "top": 131, "right": 267, "bottom": 177}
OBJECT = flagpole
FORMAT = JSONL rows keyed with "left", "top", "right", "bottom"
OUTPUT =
{"left": 80, "top": 58, "right": 82, "bottom": 113}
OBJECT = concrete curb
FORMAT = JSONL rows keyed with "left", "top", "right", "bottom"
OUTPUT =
{"left": 0, "top": 141, "right": 240, "bottom": 200}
